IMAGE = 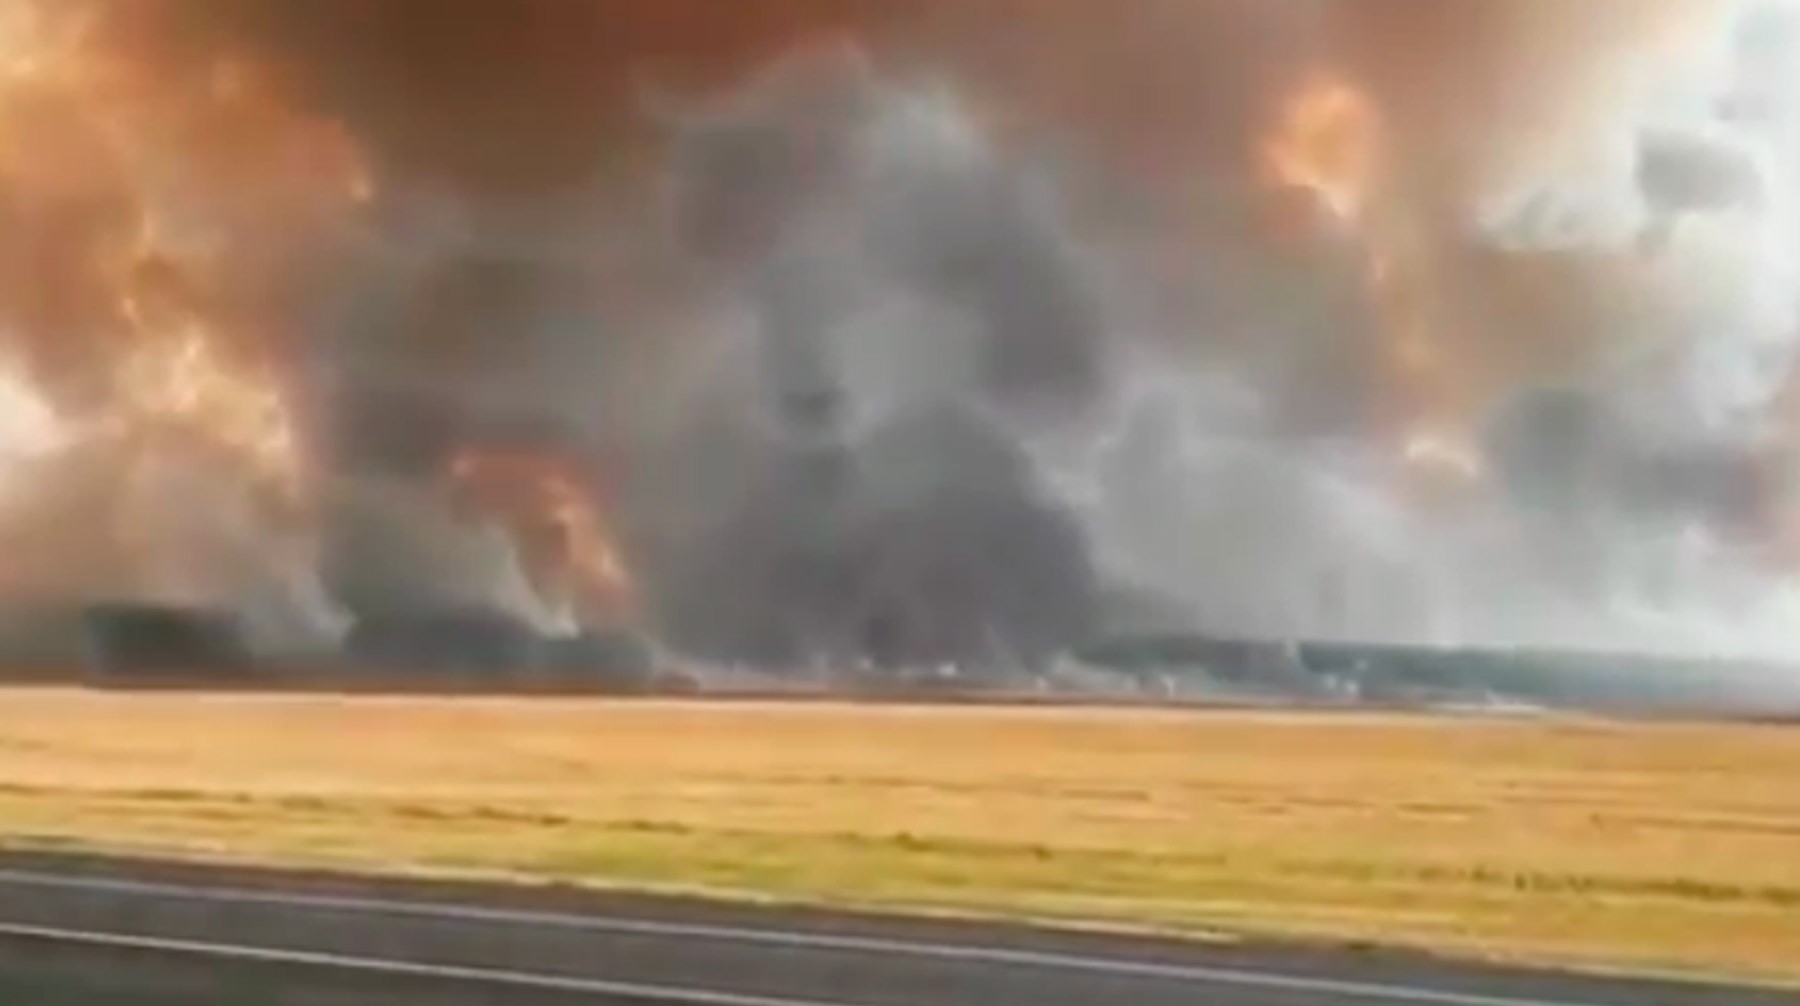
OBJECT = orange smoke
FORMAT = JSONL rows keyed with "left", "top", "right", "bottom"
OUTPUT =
{"left": 0, "top": 0, "right": 370, "bottom": 519}
{"left": 112, "top": 290, "right": 302, "bottom": 505}
{"left": 449, "top": 447, "right": 637, "bottom": 629}
{"left": 1262, "top": 71, "right": 1483, "bottom": 493}
{"left": 1261, "top": 73, "right": 1380, "bottom": 228}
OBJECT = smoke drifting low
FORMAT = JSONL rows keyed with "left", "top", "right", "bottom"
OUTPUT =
{"left": 0, "top": 1, "right": 1798, "bottom": 696}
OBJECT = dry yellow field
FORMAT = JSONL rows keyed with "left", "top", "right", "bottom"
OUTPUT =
{"left": 0, "top": 690, "right": 1797, "bottom": 981}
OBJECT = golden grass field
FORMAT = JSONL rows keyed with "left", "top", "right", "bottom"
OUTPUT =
{"left": 0, "top": 690, "right": 1797, "bottom": 982}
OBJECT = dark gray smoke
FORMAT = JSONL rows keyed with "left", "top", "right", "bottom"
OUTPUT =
{"left": 175, "top": 2, "right": 1311, "bottom": 674}
{"left": 206, "top": 2, "right": 1800, "bottom": 680}
{"left": 5, "top": 1, "right": 1800, "bottom": 704}
{"left": 630, "top": 41, "right": 1107, "bottom": 673}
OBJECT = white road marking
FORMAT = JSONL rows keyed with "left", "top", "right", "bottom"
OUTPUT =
{"left": 0, "top": 921, "right": 860, "bottom": 1006}
{"left": 0, "top": 868, "right": 1676, "bottom": 1006}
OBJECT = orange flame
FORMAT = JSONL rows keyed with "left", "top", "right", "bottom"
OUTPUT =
{"left": 0, "top": 2, "right": 372, "bottom": 517}
{"left": 449, "top": 447, "right": 638, "bottom": 628}
{"left": 112, "top": 308, "right": 301, "bottom": 502}
{"left": 1262, "top": 73, "right": 1381, "bottom": 228}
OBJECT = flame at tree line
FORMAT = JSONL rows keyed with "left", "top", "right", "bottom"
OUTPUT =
{"left": 0, "top": 0, "right": 1789, "bottom": 677}
{"left": 448, "top": 446, "right": 638, "bottom": 631}
{"left": 0, "top": 0, "right": 636, "bottom": 635}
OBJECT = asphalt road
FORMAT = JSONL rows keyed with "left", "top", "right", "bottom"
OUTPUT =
{"left": 0, "top": 852, "right": 1791, "bottom": 1006}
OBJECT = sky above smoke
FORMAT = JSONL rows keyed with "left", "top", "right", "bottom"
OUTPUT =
{"left": 2, "top": 0, "right": 1800, "bottom": 688}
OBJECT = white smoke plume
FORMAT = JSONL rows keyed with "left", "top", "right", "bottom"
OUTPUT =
{"left": 1081, "top": 0, "right": 1800, "bottom": 677}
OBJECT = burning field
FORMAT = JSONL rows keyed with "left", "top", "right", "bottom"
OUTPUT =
{"left": 2, "top": 1, "right": 1800, "bottom": 696}
{"left": 1, "top": 691, "right": 1798, "bottom": 980}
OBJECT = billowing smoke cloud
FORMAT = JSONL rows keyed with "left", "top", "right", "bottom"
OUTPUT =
{"left": 2, "top": 0, "right": 1800, "bottom": 698}
{"left": 1335, "top": 1, "right": 1724, "bottom": 211}
{"left": 618, "top": 38, "right": 1108, "bottom": 671}
{"left": 1100, "top": 0, "right": 1800, "bottom": 671}
{"left": 0, "top": 0, "right": 370, "bottom": 654}
{"left": 1325, "top": 0, "right": 1794, "bottom": 406}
